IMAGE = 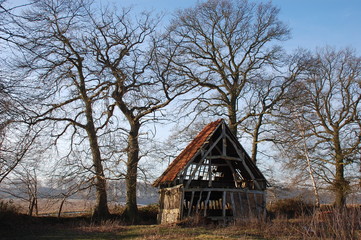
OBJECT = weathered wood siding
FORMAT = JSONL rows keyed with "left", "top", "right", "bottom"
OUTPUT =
{"left": 158, "top": 185, "right": 183, "bottom": 224}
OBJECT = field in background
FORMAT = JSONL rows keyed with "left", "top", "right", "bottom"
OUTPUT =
{"left": 5, "top": 198, "right": 124, "bottom": 216}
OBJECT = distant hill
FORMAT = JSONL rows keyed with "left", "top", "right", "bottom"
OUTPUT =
{"left": 1, "top": 180, "right": 359, "bottom": 207}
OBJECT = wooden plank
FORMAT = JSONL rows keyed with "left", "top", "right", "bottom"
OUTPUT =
{"left": 205, "top": 163, "right": 229, "bottom": 166}
{"left": 222, "top": 122, "right": 227, "bottom": 156}
{"left": 195, "top": 191, "right": 203, "bottom": 213}
{"left": 203, "top": 191, "right": 211, "bottom": 217}
{"left": 180, "top": 187, "right": 184, "bottom": 220}
{"left": 246, "top": 190, "right": 251, "bottom": 217}
{"left": 188, "top": 191, "right": 195, "bottom": 217}
{"left": 222, "top": 191, "right": 227, "bottom": 218}
{"left": 238, "top": 192, "right": 244, "bottom": 215}
{"left": 183, "top": 188, "right": 264, "bottom": 194}
{"left": 207, "top": 156, "right": 243, "bottom": 161}
{"left": 253, "top": 192, "right": 260, "bottom": 216}
{"left": 208, "top": 159, "right": 213, "bottom": 187}
{"left": 230, "top": 192, "right": 236, "bottom": 217}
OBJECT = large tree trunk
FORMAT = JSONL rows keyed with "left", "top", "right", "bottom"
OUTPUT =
{"left": 28, "top": 197, "right": 36, "bottom": 216}
{"left": 228, "top": 98, "right": 238, "bottom": 137}
{"left": 123, "top": 122, "right": 140, "bottom": 223}
{"left": 251, "top": 114, "right": 264, "bottom": 164}
{"left": 334, "top": 158, "right": 347, "bottom": 208}
{"left": 85, "top": 103, "right": 110, "bottom": 220}
{"left": 333, "top": 136, "right": 348, "bottom": 208}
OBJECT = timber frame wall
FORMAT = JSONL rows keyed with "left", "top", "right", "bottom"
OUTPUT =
{"left": 158, "top": 186, "right": 266, "bottom": 224}
{"left": 154, "top": 120, "right": 268, "bottom": 224}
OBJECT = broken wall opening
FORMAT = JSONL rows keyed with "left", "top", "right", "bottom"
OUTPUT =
{"left": 181, "top": 189, "right": 266, "bottom": 221}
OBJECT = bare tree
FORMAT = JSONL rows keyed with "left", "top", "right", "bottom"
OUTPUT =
{"left": 0, "top": 0, "right": 41, "bottom": 184}
{"left": 278, "top": 47, "right": 361, "bottom": 207}
{"left": 238, "top": 66, "right": 301, "bottom": 162}
{"left": 276, "top": 105, "right": 323, "bottom": 207}
{"left": 1, "top": 161, "right": 40, "bottom": 216}
{"left": 11, "top": 0, "right": 115, "bottom": 219}
{"left": 87, "top": 8, "right": 193, "bottom": 222}
{"left": 9, "top": 0, "right": 191, "bottom": 222}
{"left": 167, "top": 0, "right": 290, "bottom": 163}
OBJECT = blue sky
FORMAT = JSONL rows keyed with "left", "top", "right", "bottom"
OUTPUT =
{"left": 113, "top": 0, "right": 361, "bottom": 54}
{"left": 271, "top": 0, "right": 361, "bottom": 53}
{"left": 9, "top": 0, "right": 361, "bottom": 53}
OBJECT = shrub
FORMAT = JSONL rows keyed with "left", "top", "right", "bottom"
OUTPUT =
{"left": 138, "top": 204, "right": 159, "bottom": 224}
{"left": 110, "top": 204, "right": 159, "bottom": 224}
{"left": 267, "top": 198, "right": 314, "bottom": 218}
{"left": 306, "top": 206, "right": 361, "bottom": 240}
{"left": 0, "top": 199, "right": 20, "bottom": 219}
{"left": 0, "top": 199, "right": 26, "bottom": 232}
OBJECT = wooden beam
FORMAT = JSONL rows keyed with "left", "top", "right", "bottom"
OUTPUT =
{"left": 222, "top": 122, "right": 227, "bottom": 156}
{"left": 188, "top": 191, "right": 195, "bottom": 217}
{"left": 230, "top": 192, "right": 236, "bottom": 217}
{"left": 179, "top": 123, "right": 223, "bottom": 182}
{"left": 210, "top": 143, "right": 241, "bottom": 187}
{"left": 180, "top": 187, "right": 185, "bottom": 220}
{"left": 225, "top": 135, "right": 261, "bottom": 190}
{"left": 206, "top": 156, "right": 242, "bottom": 161}
{"left": 208, "top": 159, "right": 213, "bottom": 187}
{"left": 203, "top": 191, "right": 211, "bottom": 217}
{"left": 185, "top": 135, "right": 223, "bottom": 188}
{"left": 195, "top": 191, "right": 203, "bottom": 214}
{"left": 238, "top": 192, "right": 244, "bottom": 216}
{"left": 183, "top": 188, "right": 265, "bottom": 195}
{"left": 204, "top": 162, "right": 229, "bottom": 166}
{"left": 222, "top": 191, "right": 226, "bottom": 218}
{"left": 253, "top": 192, "right": 260, "bottom": 217}
{"left": 246, "top": 190, "right": 251, "bottom": 217}
{"left": 225, "top": 160, "right": 239, "bottom": 188}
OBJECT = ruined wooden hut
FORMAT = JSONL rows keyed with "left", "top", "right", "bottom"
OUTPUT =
{"left": 153, "top": 119, "right": 269, "bottom": 224}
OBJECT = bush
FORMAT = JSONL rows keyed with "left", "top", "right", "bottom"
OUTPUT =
{"left": 267, "top": 198, "right": 314, "bottom": 218}
{"left": 111, "top": 204, "right": 159, "bottom": 224}
{"left": 138, "top": 204, "right": 159, "bottom": 224}
{"left": 0, "top": 199, "right": 27, "bottom": 232}
{"left": 307, "top": 206, "right": 361, "bottom": 239}
{"left": 0, "top": 199, "right": 20, "bottom": 219}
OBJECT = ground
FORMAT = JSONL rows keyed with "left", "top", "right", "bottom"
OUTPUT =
{"left": 0, "top": 222, "right": 301, "bottom": 240}
{"left": 1, "top": 199, "right": 360, "bottom": 239}
{"left": 2, "top": 216, "right": 360, "bottom": 240}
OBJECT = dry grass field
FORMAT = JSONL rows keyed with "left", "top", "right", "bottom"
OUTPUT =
{"left": 1, "top": 199, "right": 360, "bottom": 240}
{"left": 5, "top": 198, "right": 123, "bottom": 216}
{"left": 1, "top": 216, "right": 360, "bottom": 240}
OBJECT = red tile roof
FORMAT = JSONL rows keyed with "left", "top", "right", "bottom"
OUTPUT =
{"left": 153, "top": 119, "right": 223, "bottom": 187}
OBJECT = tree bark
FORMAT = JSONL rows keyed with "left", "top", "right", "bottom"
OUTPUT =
{"left": 58, "top": 197, "right": 66, "bottom": 218}
{"left": 28, "top": 197, "right": 35, "bottom": 216}
{"left": 333, "top": 134, "right": 348, "bottom": 208}
{"left": 84, "top": 100, "right": 110, "bottom": 220}
{"left": 123, "top": 122, "right": 140, "bottom": 223}
{"left": 251, "top": 114, "right": 264, "bottom": 164}
{"left": 303, "top": 142, "right": 320, "bottom": 208}
{"left": 228, "top": 98, "right": 238, "bottom": 137}
{"left": 334, "top": 161, "right": 347, "bottom": 207}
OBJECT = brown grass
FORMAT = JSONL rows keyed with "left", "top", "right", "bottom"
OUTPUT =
{"left": 1, "top": 199, "right": 360, "bottom": 240}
